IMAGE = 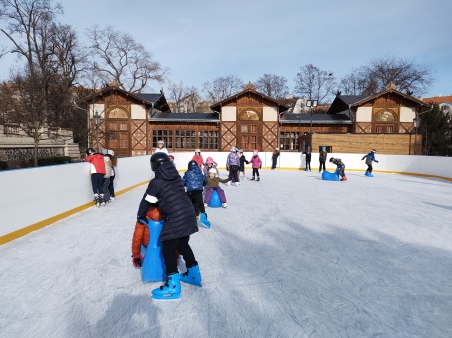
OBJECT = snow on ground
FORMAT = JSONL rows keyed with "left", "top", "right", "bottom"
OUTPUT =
{"left": 1, "top": 169, "right": 452, "bottom": 337}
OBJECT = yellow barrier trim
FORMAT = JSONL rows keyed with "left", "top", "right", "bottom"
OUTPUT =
{"left": 0, "top": 180, "right": 150, "bottom": 246}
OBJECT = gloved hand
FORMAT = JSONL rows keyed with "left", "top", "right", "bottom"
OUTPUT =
{"left": 137, "top": 216, "right": 148, "bottom": 225}
{"left": 226, "top": 167, "right": 229, "bottom": 171}
{"left": 132, "top": 253, "right": 142, "bottom": 267}
{"left": 375, "top": 160, "right": 379, "bottom": 163}
{"left": 259, "top": 166, "right": 262, "bottom": 169}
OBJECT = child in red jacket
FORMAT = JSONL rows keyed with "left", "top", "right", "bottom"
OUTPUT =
{"left": 84, "top": 147, "right": 106, "bottom": 206}
{"left": 249, "top": 149, "right": 262, "bottom": 181}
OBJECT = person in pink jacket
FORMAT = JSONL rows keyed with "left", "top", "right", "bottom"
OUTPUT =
{"left": 84, "top": 147, "right": 107, "bottom": 206}
{"left": 249, "top": 149, "right": 262, "bottom": 181}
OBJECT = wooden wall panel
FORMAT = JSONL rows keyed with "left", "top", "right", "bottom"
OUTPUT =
{"left": 221, "top": 122, "right": 237, "bottom": 150}
{"left": 312, "top": 133, "right": 421, "bottom": 155}
{"left": 131, "top": 119, "right": 147, "bottom": 156}
{"left": 262, "top": 122, "right": 278, "bottom": 151}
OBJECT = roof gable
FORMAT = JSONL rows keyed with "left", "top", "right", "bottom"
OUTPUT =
{"left": 77, "top": 86, "right": 170, "bottom": 112}
{"left": 210, "top": 83, "right": 289, "bottom": 113}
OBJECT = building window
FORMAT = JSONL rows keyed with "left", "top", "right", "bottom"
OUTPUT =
{"left": 279, "top": 131, "right": 300, "bottom": 151}
{"left": 175, "top": 130, "right": 196, "bottom": 149}
{"left": 198, "top": 130, "right": 218, "bottom": 150}
{"left": 375, "top": 125, "right": 394, "bottom": 133}
{"left": 153, "top": 129, "right": 173, "bottom": 148}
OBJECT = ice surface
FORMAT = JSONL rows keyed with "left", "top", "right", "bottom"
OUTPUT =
{"left": 1, "top": 170, "right": 452, "bottom": 337}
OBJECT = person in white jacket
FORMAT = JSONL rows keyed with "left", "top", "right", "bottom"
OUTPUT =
{"left": 154, "top": 140, "right": 169, "bottom": 154}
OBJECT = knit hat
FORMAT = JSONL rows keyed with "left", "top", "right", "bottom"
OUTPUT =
{"left": 208, "top": 168, "right": 217, "bottom": 175}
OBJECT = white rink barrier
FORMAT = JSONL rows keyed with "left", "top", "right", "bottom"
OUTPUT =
{"left": 1, "top": 152, "right": 452, "bottom": 244}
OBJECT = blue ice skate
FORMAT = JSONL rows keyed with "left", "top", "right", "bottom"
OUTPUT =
{"left": 152, "top": 273, "right": 181, "bottom": 301}
{"left": 181, "top": 265, "right": 202, "bottom": 286}
{"left": 304, "top": 167, "right": 308, "bottom": 171}
{"left": 200, "top": 212, "right": 211, "bottom": 228}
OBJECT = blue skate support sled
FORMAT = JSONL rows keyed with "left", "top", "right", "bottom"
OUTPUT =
{"left": 140, "top": 219, "right": 166, "bottom": 283}
{"left": 322, "top": 168, "right": 340, "bottom": 181}
{"left": 208, "top": 189, "right": 222, "bottom": 208}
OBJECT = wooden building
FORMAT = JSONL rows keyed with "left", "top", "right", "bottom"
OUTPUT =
{"left": 79, "top": 82, "right": 428, "bottom": 156}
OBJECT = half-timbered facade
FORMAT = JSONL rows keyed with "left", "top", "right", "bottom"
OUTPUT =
{"left": 79, "top": 83, "right": 428, "bottom": 157}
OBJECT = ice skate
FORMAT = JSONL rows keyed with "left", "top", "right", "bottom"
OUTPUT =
{"left": 257, "top": 177, "right": 260, "bottom": 181}
{"left": 200, "top": 212, "right": 211, "bottom": 228}
{"left": 369, "top": 173, "right": 374, "bottom": 177}
{"left": 222, "top": 203, "right": 227, "bottom": 208}
{"left": 94, "top": 194, "right": 101, "bottom": 207}
{"left": 99, "top": 194, "right": 106, "bottom": 206}
{"left": 227, "top": 181, "right": 230, "bottom": 186}
{"left": 180, "top": 265, "right": 202, "bottom": 287}
{"left": 250, "top": 177, "right": 255, "bottom": 181}
{"left": 204, "top": 203, "right": 208, "bottom": 208}
{"left": 318, "top": 169, "right": 321, "bottom": 173}
{"left": 152, "top": 273, "right": 181, "bottom": 301}
{"left": 235, "top": 182, "right": 239, "bottom": 186}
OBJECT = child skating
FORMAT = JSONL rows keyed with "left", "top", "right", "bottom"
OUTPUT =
{"left": 329, "top": 157, "right": 347, "bottom": 181}
{"left": 361, "top": 149, "right": 379, "bottom": 177}
{"left": 226, "top": 147, "right": 241, "bottom": 186}
{"left": 136, "top": 152, "right": 202, "bottom": 301}
{"left": 182, "top": 160, "right": 210, "bottom": 228}
{"left": 249, "top": 150, "right": 262, "bottom": 181}
{"left": 238, "top": 149, "right": 249, "bottom": 180}
{"left": 204, "top": 169, "right": 231, "bottom": 208}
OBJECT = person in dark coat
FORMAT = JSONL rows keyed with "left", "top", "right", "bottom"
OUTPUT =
{"left": 238, "top": 149, "right": 249, "bottom": 181}
{"left": 137, "top": 153, "right": 202, "bottom": 301}
{"left": 271, "top": 148, "right": 280, "bottom": 170}
{"left": 319, "top": 146, "right": 327, "bottom": 173}
{"left": 303, "top": 149, "right": 312, "bottom": 171}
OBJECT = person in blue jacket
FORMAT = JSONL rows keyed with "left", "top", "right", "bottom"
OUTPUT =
{"left": 136, "top": 152, "right": 201, "bottom": 301}
{"left": 361, "top": 149, "right": 379, "bottom": 177}
{"left": 182, "top": 160, "right": 209, "bottom": 227}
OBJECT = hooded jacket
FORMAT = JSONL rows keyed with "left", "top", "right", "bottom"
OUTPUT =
{"left": 137, "top": 161, "right": 198, "bottom": 242}
{"left": 249, "top": 155, "right": 262, "bottom": 169}
{"left": 362, "top": 152, "right": 378, "bottom": 166}
{"left": 226, "top": 152, "right": 240, "bottom": 167}
{"left": 182, "top": 165, "right": 207, "bottom": 191}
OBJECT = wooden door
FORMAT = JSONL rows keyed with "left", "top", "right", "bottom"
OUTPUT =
{"left": 107, "top": 120, "right": 130, "bottom": 157}
{"left": 239, "top": 123, "right": 260, "bottom": 151}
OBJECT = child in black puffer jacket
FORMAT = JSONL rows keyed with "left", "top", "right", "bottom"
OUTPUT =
{"left": 238, "top": 149, "right": 249, "bottom": 181}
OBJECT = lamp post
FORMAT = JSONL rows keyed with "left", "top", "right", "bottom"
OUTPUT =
{"left": 413, "top": 116, "right": 420, "bottom": 155}
{"left": 413, "top": 105, "right": 433, "bottom": 155}
{"left": 306, "top": 99, "right": 318, "bottom": 151}
{"left": 93, "top": 111, "right": 101, "bottom": 152}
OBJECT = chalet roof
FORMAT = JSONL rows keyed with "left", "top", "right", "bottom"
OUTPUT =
{"left": 77, "top": 86, "right": 171, "bottom": 112}
{"left": 280, "top": 113, "right": 353, "bottom": 124}
{"left": 210, "top": 84, "right": 290, "bottom": 113}
{"left": 347, "top": 89, "right": 427, "bottom": 107}
{"left": 135, "top": 93, "right": 165, "bottom": 103}
{"left": 149, "top": 112, "right": 219, "bottom": 123}
{"left": 339, "top": 95, "right": 369, "bottom": 105}
{"left": 422, "top": 95, "right": 452, "bottom": 104}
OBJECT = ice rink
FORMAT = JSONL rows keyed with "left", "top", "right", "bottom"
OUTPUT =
{"left": 1, "top": 169, "right": 452, "bottom": 337}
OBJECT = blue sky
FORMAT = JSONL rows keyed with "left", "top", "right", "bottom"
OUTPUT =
{"left": 1, "top": 0, "right": 451, "bottom": 98}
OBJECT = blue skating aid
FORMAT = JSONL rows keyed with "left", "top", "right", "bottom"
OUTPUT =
{"left": 322, "top": 168, "right": 340, "bottom": 181}
{"left": 141, "top": 219, "right": 166, "bottom": 283}
{"left": 208, "top": 189, "right": 222, "bottom": 208}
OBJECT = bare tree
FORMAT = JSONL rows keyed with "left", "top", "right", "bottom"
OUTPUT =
{"left": 0, "top": 0, "right": 83, "bottom": 165}
{"left": 185, "top": 86, "right": 203, "bottom": 113}
{"left": 338, "top": 68, "right": 368, "bottom": 95}
{"left": 202, "top": 75, "right": 244, "bottom": 103}
{"left": 341, "top": 56, "right": 435, "bottom": 96}
{"left": 85, "top": 25, "right": 167, "bottom": 93}
{"left": 254, "top": 74, "right": 289, "bottom": 100}
{"left": 167, "top": 80, "right": 187, "bottom": 112}
{"left": 294, "top": 64, "right": 336, "bottom": 103}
